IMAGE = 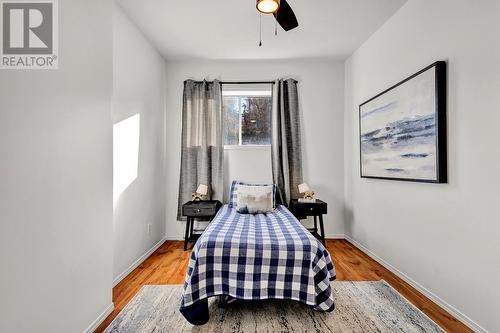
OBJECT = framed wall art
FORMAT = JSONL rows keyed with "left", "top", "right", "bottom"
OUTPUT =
{"left": 359, "top": 61, "right": 447, "bottom": 183}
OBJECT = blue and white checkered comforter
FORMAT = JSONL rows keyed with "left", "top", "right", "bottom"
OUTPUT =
{"left": 179, "top": 204, "right": 336, "bottom": 324}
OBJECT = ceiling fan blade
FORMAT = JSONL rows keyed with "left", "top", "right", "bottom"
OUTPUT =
{"left": 273, "top": 0, "right": 299, "bottom": 31}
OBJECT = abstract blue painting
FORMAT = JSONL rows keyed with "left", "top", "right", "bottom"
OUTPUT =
{"left": 359, "top": 62, "right": 447, "bottom": 183}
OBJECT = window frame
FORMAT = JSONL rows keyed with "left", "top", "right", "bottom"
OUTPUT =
{"left": 221, "top": 86, "right": 273, "bottom": 149}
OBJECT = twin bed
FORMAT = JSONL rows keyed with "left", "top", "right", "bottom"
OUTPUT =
{"left": 179, "top": 183, "right": 336, "bottom": 325}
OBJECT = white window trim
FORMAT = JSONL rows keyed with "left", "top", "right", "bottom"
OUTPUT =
{"left": 224, "top": 144, "right": 271, "bottom": 150}
{"left": 222, "top": 90, "right": 272, "bottom": 97}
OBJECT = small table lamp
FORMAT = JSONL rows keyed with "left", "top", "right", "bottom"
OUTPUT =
{"left": 192, "top": 184, "right": 208, "bottom": 201}
{"left": 298, "top": 183, "right": 315, "bottom": 201}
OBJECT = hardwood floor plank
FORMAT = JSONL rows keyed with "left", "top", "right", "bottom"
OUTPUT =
{"left": 94, "top": 239, "right": 472, "bottom": 333}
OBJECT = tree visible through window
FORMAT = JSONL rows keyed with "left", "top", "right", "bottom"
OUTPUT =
{"left": 222, "top": 85, "right": 272, "bottom": 146}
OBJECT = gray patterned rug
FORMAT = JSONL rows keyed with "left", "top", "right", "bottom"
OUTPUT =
{"left": 104, "top": 281, "right": 443, "bottom": 333}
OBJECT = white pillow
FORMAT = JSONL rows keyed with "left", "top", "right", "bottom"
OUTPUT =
{"left": 236, "top": 184, "right": 275, "bottom": 214}
{"left": 228, "top": 180, "right": 276, "bottom": 208}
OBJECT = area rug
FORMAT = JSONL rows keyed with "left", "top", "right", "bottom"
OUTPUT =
{"left": 104, "top": 281, "right": 443, "bottom": 333}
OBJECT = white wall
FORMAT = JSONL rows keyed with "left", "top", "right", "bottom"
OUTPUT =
{"left": 165, "top": 59, "right": 345, "bottom": 239}
{"left": 223, "top": 146, "right": 273, "bottom": 203}
{"left": 111, "top": 3, "right": 167, "bottom": 283}
{"left": 344, "top": 1, "right": 500, "bottom": 332}
{"left": 0, "top": 1, "right": 114, "bottom": 332}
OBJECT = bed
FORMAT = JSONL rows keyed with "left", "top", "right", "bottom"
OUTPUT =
{"left": 179, "top": 202, "right": 336, "bottom": 325}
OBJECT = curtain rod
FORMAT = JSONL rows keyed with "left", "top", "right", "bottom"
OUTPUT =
{"left": 185, "top": 80, "right": 298, "bottom": 84}
{"left": 221, "top": 81, "right": 275, "bottom": 85}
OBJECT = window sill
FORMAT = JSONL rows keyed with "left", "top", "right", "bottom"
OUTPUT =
{"left": 224, "top": 145, "right": 271, "bottom": 150}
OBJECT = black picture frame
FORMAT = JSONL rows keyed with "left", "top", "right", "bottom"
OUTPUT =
{"left": 359, "top": 61, "right": 447, "bottom": 183}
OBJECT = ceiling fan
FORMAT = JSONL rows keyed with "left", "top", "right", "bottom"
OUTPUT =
{"left": 256, "top": 0, "right": 299, "bottom": 32}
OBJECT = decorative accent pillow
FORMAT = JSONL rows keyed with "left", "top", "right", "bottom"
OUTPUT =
{"left": 236, "top": 184, "right": 275, "bottom": 214}
{"left": 229, "top": 180, "right": 276, "bottom": 208}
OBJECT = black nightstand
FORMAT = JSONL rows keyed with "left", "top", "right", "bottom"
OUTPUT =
{"left": 289, "top": 199, "right": 327, "bottom": 246}
{"left": 182, "top": 200, "right": 222, "bottom": 251}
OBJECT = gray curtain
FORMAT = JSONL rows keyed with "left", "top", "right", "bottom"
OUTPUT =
{"left": 177, "top": 80, "right": 223, "bottom": 219}
{"left": 271, "top": 79, "right": 303, "bottom": 206}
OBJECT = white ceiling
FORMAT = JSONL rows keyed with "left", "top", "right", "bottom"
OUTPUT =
{"left": 117, "top": 0, "right": 407, "bottom": 61}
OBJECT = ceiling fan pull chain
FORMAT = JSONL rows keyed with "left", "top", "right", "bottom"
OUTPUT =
{"left": 275, "top": 0, "right": 279, "bottom": 36}
{"left": 259, "top": 13, "right": 263, "bottom": 47}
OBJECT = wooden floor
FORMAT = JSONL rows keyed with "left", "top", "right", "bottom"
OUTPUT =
{"left": 94, "top": 239, "right": 471, "bottom": 333}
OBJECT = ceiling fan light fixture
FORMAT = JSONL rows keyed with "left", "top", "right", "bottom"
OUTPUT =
{"left": 256, "top": 0, "right": 280, "bottom": 14}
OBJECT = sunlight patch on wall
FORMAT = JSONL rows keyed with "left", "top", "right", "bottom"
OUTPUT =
{"left": 113, "top": 114, "right": 140, "bottom": 206}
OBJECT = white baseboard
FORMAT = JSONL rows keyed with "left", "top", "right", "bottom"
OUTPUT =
{"left": 325, "top": 233, "right": 345, "bottom": 239}
{"left": 113, "top": 236, "right": 167, "bottom": 287}
{"left": 83, "top": 303, "right": 114, "bottom": 333}
{"left": 164, "top": 235, "right": 184, "bottom": 241}
{"left": 344, "top": 235, "right": 488, "bottom": 333}
{"left": 164, "top": 234, "right": 346, "bottom": 241}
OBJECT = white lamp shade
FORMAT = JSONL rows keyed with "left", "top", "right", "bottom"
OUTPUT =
{"left": 256, "top": 0, "right": 280, "bottom": 14}
{"left": 196, "top": 184, "right": 208, "bottom": 196}
{"left": 298, "top": 183, "right": 310, "bottom": 194}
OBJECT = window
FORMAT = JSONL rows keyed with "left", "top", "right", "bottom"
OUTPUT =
{"left": 222, "top": 84, "right": 273, "bottom": 146}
